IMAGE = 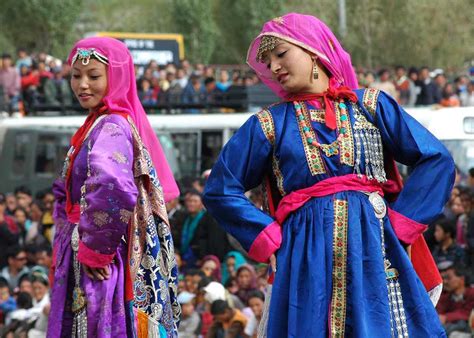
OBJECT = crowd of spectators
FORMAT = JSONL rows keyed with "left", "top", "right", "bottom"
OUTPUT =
{"left": 1, "top": 49, "right": 473, "bottom": 115}
{"left": 0, "top": 187, "right": 53, "bottom": 337}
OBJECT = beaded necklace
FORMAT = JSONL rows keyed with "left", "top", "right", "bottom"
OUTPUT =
{"left": 294, "top": 100, "right": 349, "bottom": 157}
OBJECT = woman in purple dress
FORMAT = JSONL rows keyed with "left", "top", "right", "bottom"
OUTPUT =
{"left": 47, "top": 37, "right": 180, "bottom": 337}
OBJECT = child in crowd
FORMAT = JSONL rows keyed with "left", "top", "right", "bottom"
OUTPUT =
{"left": 177, "top": 291, "right": 201, "bottom": 338}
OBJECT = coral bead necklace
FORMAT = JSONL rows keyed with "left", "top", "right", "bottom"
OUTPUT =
{"left": 294, "top": 100, "right": 349, "bottom": 157}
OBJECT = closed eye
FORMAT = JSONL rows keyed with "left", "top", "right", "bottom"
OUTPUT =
{"left": 277, "top": 51, "right": 287, "bottom": 58}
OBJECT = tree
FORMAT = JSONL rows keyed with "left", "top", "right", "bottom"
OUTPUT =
{"left": 169, "top": 0, "right": 219, "bottom": 64}
{"left": 0, "top": 0, "right": 83, "bottom": 59}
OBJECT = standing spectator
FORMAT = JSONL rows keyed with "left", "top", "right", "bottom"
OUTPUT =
{"left": 181, "top": 59, "right": 192, "bottom": 77}
{"left": 434, "top": 73, "right": 447, "bottom": 101}
{"left": 14, "top": 186, "right": 32, "bottom": 214}
{"left": 182, "top": 74, "right": 206, "bottom": 113}
{"left": 1, "top": 247, "right": 29, "bottom": 290}
{"left": 460, "top": 81, "right": 474, "bottom": 107}
{"left": 440, "top": 83, "right": 461, "bottom": 107}
{"left": 176, "top": 68, "right": 189, "bottom": 89}
{"left": 138, "top": 78, "right": 157, "bottom": 105}
{"left": 407, "top": 67, "right": 420, "bottom": 107}
{"left": 394, "top": 66, "right": 410, "bottom": 105}
{"left": 15, "top": 49, "right": 32, "bottom": 71}
{"left": 5, "top": 193, "right": 17, "bottom": 216}
{"left": 13, "top": 207, "right": 31, "bottom": 245}
{"left": 432, "top": 219, "right": 466, "bottom": 266}
{"left": 437, "top": 264, "right": 474, "bottom": 336}
{"left": 217, "top": 71, "right": 232, "bottom": 92}
{"left": 204, "top": 77, "right": 218, "bottom": 104}
{"left": 207, "top": 300, "right": 247, "bottom": 338}
{"left": 0, "top": 54, "right": 21, "bottom": 112}
{"left": 416, "top": 66, "right": 441, "bottom": 105}
{"left": 43, "top": 68, "right": 73, "bottom": 106}
{"left": 364, "top": 71, "right": 376, "bottom": 88}
{"left": 177, "top": 291, "right": 201, "bottom": 338}
{"left": 370, "top": 69, "right": 398, "bottom": 99}
{"left": 0, "top": 196, "right": 19, "bottom": 269}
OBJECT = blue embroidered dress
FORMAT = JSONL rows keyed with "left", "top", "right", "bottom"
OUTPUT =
{"left": 203, "top": 89, "right": 454, "bottom": 337}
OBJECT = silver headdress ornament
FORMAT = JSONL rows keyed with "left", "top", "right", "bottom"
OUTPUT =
{"left": 71, "top": 48, "right": 109, "bottom": 66}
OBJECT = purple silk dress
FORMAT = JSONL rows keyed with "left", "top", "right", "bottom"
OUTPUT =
{"left": 48, "top": 115, "right": 138, "bottom": 337}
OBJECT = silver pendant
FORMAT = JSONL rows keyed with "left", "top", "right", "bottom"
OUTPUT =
{"left": 368, "top": 192, "right": 386, "bottom": 219}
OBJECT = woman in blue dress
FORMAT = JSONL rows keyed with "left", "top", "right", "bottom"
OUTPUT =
{"left": 203, "top": 13, "right": 454, "bottom": 337}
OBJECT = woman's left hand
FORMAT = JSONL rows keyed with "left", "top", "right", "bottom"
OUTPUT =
{"left": 83, "top": 265, "right": 110, "bottom": 281}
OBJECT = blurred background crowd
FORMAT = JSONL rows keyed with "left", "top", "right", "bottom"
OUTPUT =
{"left": 1, "top": 167, "right": 474, "bottom": 337}
{"left": 1, "top": 49, "right": 474, "bottom": 115}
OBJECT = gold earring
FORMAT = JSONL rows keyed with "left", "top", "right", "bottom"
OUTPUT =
{"left": 313, "top": 58, "right": 319, "bottom": 80}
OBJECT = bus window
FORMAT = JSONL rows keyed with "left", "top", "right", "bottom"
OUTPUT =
{"left": 201, "top": 131, "right": 223, "bottom": 173}
{"left": 171, "top": 132, "right": 199, "bottom": 178}
{"left": 12, "top": 132, "right": 31, "bottom": 177}
{"left": 35, "top": 135, "right": 57, "bottom": 175}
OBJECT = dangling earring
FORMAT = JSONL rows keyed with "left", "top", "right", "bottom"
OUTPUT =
{"left": 312, "top": 58, "right": 319, "bottom": 80}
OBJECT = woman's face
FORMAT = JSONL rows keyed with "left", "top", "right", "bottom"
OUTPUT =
{"left": 434, "top": 225, "right": 445, "bottom": 243}
{"left": 264, "top": 41, "right": 314, "bottom": 94}
{"left": 201, "top": 260, "right": 217, "bottom": 277}
{"left": 32, "top": 281, "right": 48, "bottom": 301}
{"left": 226, "top": 256, "right": 236, "bottom": 274}
{"left": 71, "top": 58, "right": 108, "bottom": 112}
{"left": 237, "top": 268, "right": 252, "bottom": 289}
{"left": 248, "top": 297, "right": 264, "bottom": 318}
{"left": 185, "top": 195, "right": 203, "bottom": 215}
{"left": 451, "top": 196, "right": 464, "bottom": 215}
{"left": 14, "top": 209, "right": 27, "bottom": 226}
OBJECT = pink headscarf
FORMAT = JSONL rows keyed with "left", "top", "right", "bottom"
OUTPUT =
{"left": 68, "top": 37, "right": 179, "bottom": 202}
{"left": 247, "top": 13, "right": 358, "bottom": 98}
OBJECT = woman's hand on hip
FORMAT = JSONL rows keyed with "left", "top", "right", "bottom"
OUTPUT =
{"left": 269, "top": 254, "right": 277, "bottom": 273}
{"left": 83, "top": 265, "right": 110, "bottom": 281}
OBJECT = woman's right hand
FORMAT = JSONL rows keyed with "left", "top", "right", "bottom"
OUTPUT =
{"left": 269, "top": 254, "right": 277, "bottom": 273}
{"left": 83, "top": 265, "right": 110, "bottom": 281}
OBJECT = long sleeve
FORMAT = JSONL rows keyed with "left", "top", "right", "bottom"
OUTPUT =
{"left": 373, "top": 91, "right": 455, "bottom": 243}
{"left": 203, "top": 113, "right": 281, "bottom": 263}
{"left": 77, "top": 116, "right": 138, "bottom": 268}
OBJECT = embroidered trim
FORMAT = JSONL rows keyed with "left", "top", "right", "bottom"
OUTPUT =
{"left": 272, "top": 155, "right": 285, "bottom": 196}
{"left": 336, "top": 103, "right": 354, "bottom": 166}
{"left": 362, "top": 88, "right": 380, "bottom": 118}
{"left": 256, "top": 110, "right": 275, "bottom": 145}
{"left": 297, "top": 102, "right": 326, "bottom": 175}
{"left": 309, "top": 109, "right": 325, "bottom": 123}
{"left": 330, "top": 199, "right": 348, "bottom": 338}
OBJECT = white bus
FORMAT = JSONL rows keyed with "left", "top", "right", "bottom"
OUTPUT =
{"left": 0, "top": 106, "right": 472, "bottom": 194}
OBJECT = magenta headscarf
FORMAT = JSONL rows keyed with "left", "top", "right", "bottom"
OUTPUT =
{"left": 67, "top": 37, "right": 179, "bottom": 202}
{"left": 201, "top": 255, "right": 222, "bottom": 281}
{"left": 247, "top": 13, "right": 358, "bottom": 98}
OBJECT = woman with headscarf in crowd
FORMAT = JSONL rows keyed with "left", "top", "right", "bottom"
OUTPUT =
{"left": 204, "top": 13, "right": 455, "bottom": 337}
{"left": 221, "top": 251, "right": 247, "bottom": 286}
{"left": 200, "top": 255, "right": 222, "bottom": 282}
{"left": 234, "top": 265, "right": 258, "bottom": 305}
{"left": 48, "top": 37, "right": 180, "bottom": 337}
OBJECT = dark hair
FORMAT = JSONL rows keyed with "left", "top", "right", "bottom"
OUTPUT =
{"left": 185, "top": 269, "right": 203, "bottom": 277}
{"left": 1, "top": 53, "right": 12, "bottom": 60}
{"left": 204, "top": 77, "right": 216, "bottom": 86}
{"left": 247, "top": 290, "right": 265, "bottom": 305}
{"left": 36, "top": 243, "right": 52, "bottom": 256}
{"left": 198, "top": 276, "right": 212, "bottom": 290}
{"left": 378, "top": 68, "right": 389, "bottom": 77}
{"left": 210, "top": 299, "right": 230, "bottom": 315}
{"left": 436, "top": 219, "right": 456, "bottom": 239}
{"left": 0, "top": 276, "right": 9, "bottom": 289}
{"left": 6, "top": 246, "right": 25, "bottom": 260}
{"left": 14, "top": 206, "right": 28, "bottom": 217}
{"left": 186, "top": 189, "right": 202, "bottom": 199}
{"left": 395, "top": 65, "right": 406, "bottom": 71}
{"left": 14, "top": 186, "right": 32, "bottom": 196}
{"left": 16, "top": 292, "right": 33, "bottom": 309}
{"left": 18, "top": 273, "right": 33, "bottom": 286}
{"left": 469, "top": 167, "right": 474, "bottom": 178}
